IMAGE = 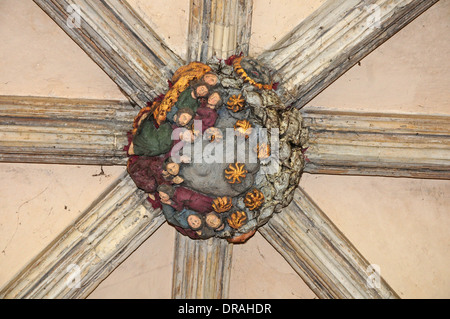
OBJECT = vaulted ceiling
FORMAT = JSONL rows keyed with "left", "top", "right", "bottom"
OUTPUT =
{"left": 0, "top": 0, "right": 449, "bottom": 299}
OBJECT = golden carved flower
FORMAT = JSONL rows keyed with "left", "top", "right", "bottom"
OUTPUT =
{"left": 234, "top": 119, "right": 252, "bottom": 139}
{"left": 244, "top": 189, "right": 265, "bottom": 211}
{"left": 227, "top": 211, "right": 248, "bottom": 229}
{"left": 224, "top": 162, "right": 248, "bottom": 184}
{"left": 227, "top": 94, "right": 246, "bottom": 112}
{"left": 212, "top": 196, "right": 233, "bottom": 213}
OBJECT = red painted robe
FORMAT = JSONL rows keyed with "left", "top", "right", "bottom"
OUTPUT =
{"left": 169, "top": 186, "right": 213, "bottom": 215}
{"left": 127, "top": 155, "right": 172, "bottom": 193}
{"left": 194, "top": 106, "right": 218, "bottom": 133}
{"left": 147, "top": 191, "right": 163, "bottom": 210}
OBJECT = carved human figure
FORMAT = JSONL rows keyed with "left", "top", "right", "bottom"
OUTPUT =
{"left": 128, "top": 116, "right": 172, "bottom": 157}
{"left": 130, "top": 108, "right": 194, "bottom": 157}
{"left": 162, "top": 204, "right": 195, "bottom": 229}
{"left": 160, "top": 203, "right": 203, "bottom": 239}
{"left": 201, "top": 72, "right": 219, "bottom": 87}
{"left": 127, "top": 156, "right": 183, "bottom": 194}
{"left": 160, "top": 193, "right": 226, "bottom": 239}
{"left": 157, "top": 184, "right": 214, "bottom": 215}
{"left": 167, "top": 81, "right": 210, "bottom": 122}
{"left": 205, "top": 211, "right": 225, "bottom": 232}
{"left": 187, "top": 213, "right": 203, "bottom": 230}
{"left": 194, "top": 91, "right": 222, "bottom": 133}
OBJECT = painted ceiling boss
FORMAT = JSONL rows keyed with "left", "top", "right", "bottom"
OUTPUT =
{"left": 125, "top": 55, "right": 306, "bottom": 243}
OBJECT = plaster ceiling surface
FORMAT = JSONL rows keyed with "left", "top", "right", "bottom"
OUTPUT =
{"left": 0, "top": 0, "right": 127, "bottom": 100}
{"left": 0, "top": 164, "right": 125, "bottom": 288}
{"left": 305, "top": 0, "right": 450, "bottom": 115}
{"left": 300, "top": 174, "right": 450, "bottom": 299}
{"left": 0, "top": 0, "right": 449, "bottom": 299}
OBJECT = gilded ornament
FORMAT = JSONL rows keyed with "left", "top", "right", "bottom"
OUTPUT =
{"left": 244, "top": 189, "right": 265, "bottom": 211}
{"left": 212, "top": 196, "right": 233, "bottom": 213}
{"left": 227, "top": 211, "right": 248, "bottom": 229}
{"left": 224, "top": 163, "right": 248, "bottom": 184}
{"left": 227, "top": 94, "right": 246, "bottom": 112}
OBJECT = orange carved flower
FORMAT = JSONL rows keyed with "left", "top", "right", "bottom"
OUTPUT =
{"left": 227, "top": 211, "right": 248, "bottom": 229}
{"left": 227, "top": 94, "right": 246, "bottom": 112}
{"left": 244, "top": 189, "right": 265, "bottom": 211}
{"left": 212, "top": 196, "right": 233, "bottom": 213}
{"left": 224, "top": 163, "right": 248, "bottom": 184}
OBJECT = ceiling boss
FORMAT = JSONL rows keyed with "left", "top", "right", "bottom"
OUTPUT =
{"left": 126, "top": 55, "right": 306, "bottom": 243}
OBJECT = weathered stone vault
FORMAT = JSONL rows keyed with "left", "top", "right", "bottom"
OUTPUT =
{"left": 0, "top": 0, "right": 447, "bottom": 299}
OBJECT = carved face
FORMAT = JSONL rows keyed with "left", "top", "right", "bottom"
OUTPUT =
{"left": 158, "top": 191, "right": 170, "bottom": 202}
{"left": 203, "top": 73, "right": 218, "bottom": 86}
{"left": 205, "top": 212, "right": 222, "bottom": 229}
{"left": 187, "top": 214, "right": 202, "bottom": 230}
{"left": 166, "top": 162, "right": 180, "bottom": 176}
{"left": 174, "top": 112, "right": 193, "bottom": 127}
{"left": 195, "top": 85, "right": 209, "bottom": 97}
{"left": 207, "top": 92, "right": 221, "bottom": 108}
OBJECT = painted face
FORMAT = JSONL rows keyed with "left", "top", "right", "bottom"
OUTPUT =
{"left": 195, "top": 85, "right": 209, "bottom": 97}
{"left": 175, "top": 112, "right": 193, "bottom": 127}
{"left": 187, "top": 214, "right": 202, "bottom": 230}
{"left": 166, "top": 162, "right": 179, "bottom": 176}
{"left": 158, "top": 191, "right": 170, "bottom": 202}
{"left": 207, "top": 92, "right": 221, "bottom": 108}
{"left": 205, "top": 212, "right": 222, "bottom": 229}
{"left": 203, "top": 73, "right": 218, "bottom": 86}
